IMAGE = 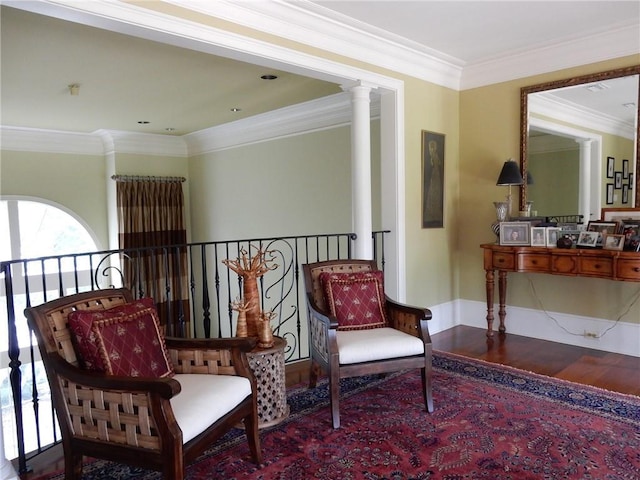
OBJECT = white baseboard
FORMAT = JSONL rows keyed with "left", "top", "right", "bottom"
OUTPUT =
{"left": 437, "top": 299, "right": 640, "bottom": 357}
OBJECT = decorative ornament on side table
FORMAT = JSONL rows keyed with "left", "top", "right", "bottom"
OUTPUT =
{"left": 223, "top": 245, "right": 278, "bottom": 348}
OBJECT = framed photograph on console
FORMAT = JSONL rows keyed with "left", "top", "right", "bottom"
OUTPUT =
{"left": 499, "top": 222, "right": 530, "bottom": 246}
{"left": 587, "top": 220, "right": 619, "bottom": 247}
{"left": 546, "top": 227, "right": 561, "bottom": 247}
{"left": 530, "top": 226, "right": 546, "bottom": 246}
{"left": 620, "top": 221, "right": 640, "bottom": 251}
{"left": 602, "top": 233, "right": 624, "bottom": 251}
{"left": 587, "top": 221, "right": 619, "bottom": 235}
{"left": 576, "top": 231, "right": 599, "bottom": 248}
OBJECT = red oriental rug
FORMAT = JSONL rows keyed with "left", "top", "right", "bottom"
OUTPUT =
{"left": 35, "top": 351, "right": 640, "bottom": 479}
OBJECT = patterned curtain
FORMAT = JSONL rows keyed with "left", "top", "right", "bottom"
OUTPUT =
{"left": 115, "top": 177, "right": 190, "bottom": 337}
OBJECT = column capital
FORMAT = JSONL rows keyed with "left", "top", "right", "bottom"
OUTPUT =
{"left": 340, "top": 80, "right": 378, "bottom": 94}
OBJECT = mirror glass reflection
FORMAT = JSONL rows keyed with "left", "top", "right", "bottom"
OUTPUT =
{"left": 521, "top": 67, "right": 640, "bottom": 221}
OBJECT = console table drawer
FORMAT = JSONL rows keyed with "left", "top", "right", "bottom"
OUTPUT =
{"left": 518, "top": 253, "right": 550, "bottom": 272}
{"left": 492, "top": 252, "right": 515, "bottom": 269}
{"left": 617, "top": 259, "right": 640, "bottom": 281}
{"left": 579, "top": 256, "right": 613, "bottom": 277}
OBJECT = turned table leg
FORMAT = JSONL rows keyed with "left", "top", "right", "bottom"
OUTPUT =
{"left": 485, "top": 269, "right": 495, "bottom": 337}
{"left": 497, "top": 270, "right": 507, "bottom": 334}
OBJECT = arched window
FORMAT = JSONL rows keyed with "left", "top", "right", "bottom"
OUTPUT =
{"left": 0, "top": 197, "right": 98, "bottom": 262}
{"left": 0, "top": 197, "right": 99, "bottom": 458}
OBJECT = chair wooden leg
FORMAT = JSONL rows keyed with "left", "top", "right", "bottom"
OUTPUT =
{"left": 423, "top": 347, "right": 434, "bottom": 413}
{"left": 164, "top": 450, "right": 184, "bottom": 480}
{"left": 329, "top": 370, "right": 341, "bottom": 429}
{"left": 244, "top": 411, "right": 263, "bottom": 465}
{"left": 309, "top": 360, "right": 320, "bottom": 389}
{"left": 64, "top": 449, "right": 83, "bottom": 480}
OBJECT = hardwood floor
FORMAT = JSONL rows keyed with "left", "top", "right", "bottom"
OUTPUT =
{"left": 429, "top": 325, "right": 640, "bottom": 396}
{"left": 17, "top": 325, "right": 640, "bottom": 478}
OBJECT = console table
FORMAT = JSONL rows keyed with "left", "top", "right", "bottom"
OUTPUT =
{"left": 481, "top": 243, "right": 640, "bottom": 337}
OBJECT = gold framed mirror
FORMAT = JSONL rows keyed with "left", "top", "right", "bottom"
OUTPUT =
{"left": 519, "top": 65, "right": 640, "bottom": 220}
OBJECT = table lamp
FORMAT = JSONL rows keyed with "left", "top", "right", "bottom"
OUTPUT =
{"left": 496, "top": 158, "right": 524, "bottom": 219}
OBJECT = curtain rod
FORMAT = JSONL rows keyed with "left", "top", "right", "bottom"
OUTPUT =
{"left": 111, "top": 175, "right": 186, "bottom": 183}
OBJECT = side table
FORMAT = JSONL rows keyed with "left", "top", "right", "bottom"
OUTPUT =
{"left": 246, "top": 336, "right": 289, "bottom": 429}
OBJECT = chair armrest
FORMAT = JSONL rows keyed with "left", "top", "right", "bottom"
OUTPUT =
{"left": 385, "top": 297, "right": 432, "bottom": 320}
{"left": 305, "top": 294, "right": 339, "bottom": 329}
{"left": 385, "top": 297, "right": 432, "bottom": 341}
{"left": 45, "top": 352, "right": 182, "bottom": 450}
{"left": 47, "top": 353, "right": 180, "bottom": 398}
{"left": 165, "top": 336, "right": 257, "bottom": 379}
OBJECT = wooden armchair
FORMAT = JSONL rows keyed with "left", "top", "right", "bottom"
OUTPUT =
{"left": 24, "top": 288, "right": 262, "bottom": 480}
{"left": 303, "top": 259, "right": 434, "bottom": 428}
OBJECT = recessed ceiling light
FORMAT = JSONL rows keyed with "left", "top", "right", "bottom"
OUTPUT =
{"left": 230, "top": 108, "right": 242, "bottom": 112}
{"left": 165, "top": 127, "right": 175, "bottom": 131}
{"left": 137, "top": 120, "right": 150, "bottom": 124}
{"left": 261, "top": 74, "right": 278, "bottom": 80}
{"left": 585, "top": 83, "right": 609, "bottom": 92}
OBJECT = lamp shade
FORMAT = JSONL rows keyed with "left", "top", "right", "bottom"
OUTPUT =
{"left": 496, "top": 160, "right": 524, "bottom": 186}
{"left": 526, "top": 172, "right": 534, "bottom": 185}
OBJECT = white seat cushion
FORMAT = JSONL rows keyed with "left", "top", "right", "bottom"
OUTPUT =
{"left": 337, "top": 327, "right": 424, "bottom": 365}
{"left": 171, "top": 374, "right": 251, "bottom": 443}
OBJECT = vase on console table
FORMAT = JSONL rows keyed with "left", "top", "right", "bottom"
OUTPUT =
{"left": 491, "top": 201, "right": 509, "bottom": 241}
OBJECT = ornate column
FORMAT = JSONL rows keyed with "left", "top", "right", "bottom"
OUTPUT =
{"left": 346, "top": 82, "right": 373, "bottom": 259}
{"left": 576, "top": 139, "right": 592, "bottom": 222}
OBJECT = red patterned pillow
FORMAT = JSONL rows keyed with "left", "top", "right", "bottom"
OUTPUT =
{"left": 319, "top": 270, "right": 388, "bottom": 331}
{"left": 68, "top": 297, "right": 174, "bottom": 378}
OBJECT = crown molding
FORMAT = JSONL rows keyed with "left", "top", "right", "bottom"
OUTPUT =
{"left": 461, "top": 25, "right": 640, "bottom": 90}
{"left": 529, "top": 94, "right": 635, "bottom": 140}
{"left": 5, "top": 0, "right": 639, "bottom": 94}
{"left": 96, "top": 130, "right": 188, "bottom": 157}
{"left": 168, "top": 0, "right": 638, "bottom": 91}
{"left": 0, "top": 126, "right": 104, "bottom": 155}
{"left": 2, "top": 94, "right": 380, "bottom": 156}
{"left": 184, "top": 92, "right": 380, "bottom": 156}
{"left": 165, "top": 0, "right": 464, "bottom": 90}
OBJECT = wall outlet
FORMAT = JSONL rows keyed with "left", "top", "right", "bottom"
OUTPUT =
{"left": 583, "top": 331, "right": 598, "bottom": 338}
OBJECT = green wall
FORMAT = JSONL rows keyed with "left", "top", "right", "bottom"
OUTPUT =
{"left": 188, "top": 123, "right": 380, "bottom": 242}
{"left": 0, "top": 150, "right": 108, "bottom": 247}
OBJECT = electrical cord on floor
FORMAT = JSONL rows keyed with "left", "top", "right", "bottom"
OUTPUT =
{"left": 526, "top": 275, "right": 640, "bottom": 339}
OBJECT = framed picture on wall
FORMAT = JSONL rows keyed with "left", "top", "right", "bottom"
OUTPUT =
{"left": 615, "top": 171, "right": 623, "bottom": 189}
{"left": 601, "top": 208, "right": 640, "bottom": 223}
{"left": 622, "top": 184, "right": 629, "bottom": 204}
{"left": 606, "top": 184, "right": 614, "bottom": 204}
{"left": 623, "top": 159, "right": 629, "bottom": 178}
{"left": 606, "top": 156, "right": 615, "bottom": 178}
{"left": 421, "top": 130, "right": 445, "bottom": 228}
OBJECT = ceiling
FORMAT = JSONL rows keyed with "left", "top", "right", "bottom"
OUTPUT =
{"left": 1, "top": 1, "right": 639, "bottom": 136}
